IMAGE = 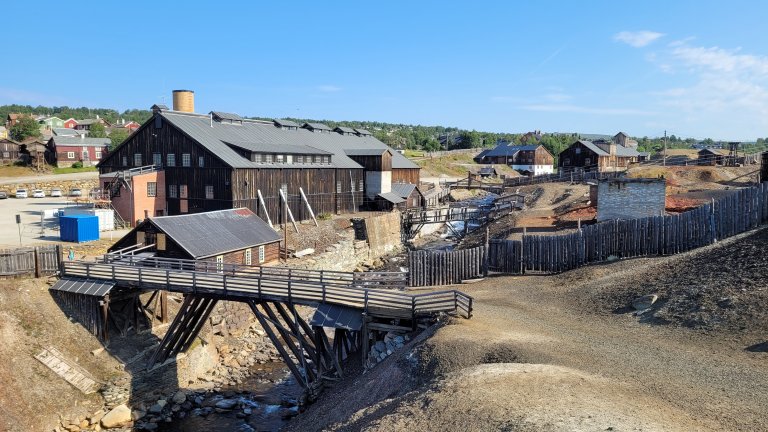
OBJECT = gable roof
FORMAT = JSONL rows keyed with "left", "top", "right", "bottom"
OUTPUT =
{"left": 377, "top": 191, "right": 406, "bottom": 204}
{"left": 484, "top": 144, "right": 540, "bottom": 158}
{"left": 354, "top": 128, "right": 372, "bottom": 136}
{"left": 302, "top": 122, "right": 331, "bottom": 131}
{"left": 49, "top": 136, "right": 111, "bottom": 147}
{"left": 149, "top": 208, "right": 280, "bottom": 259}
{"left": 391, "top": 182, "right": 417, "bottom": 198}
{"left": 570, "top": 140, "right": 640, "bottom": 157}
{"left": 344, "top": 148, "right": 390, "bottom": 156}
{"left": 53, "top": 128, "right": 86, "bottom": 137}
{"left": 224, "top": 140, "right": 331, "bottom": 155}
{"left": 131, "top": 110, "right": 418, "bottom": 170}
{"left": 699, "top": 148, "right": 730, "bottom": 156}
{"left": 334, "top": 126, "right": 357, "bottom": 135}
{"left": 274, "top": 119, "right": 300, "bottom": 128}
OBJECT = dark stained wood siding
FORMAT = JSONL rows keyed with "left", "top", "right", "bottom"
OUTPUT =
{"left": 558, "top": 142, "right": 603, "bottom": 172}
{"left": 347, "top": 152, "right": 392, "bottom": 171}
{"left": 392, "top": 168, "right": 420, "bottom": 185}
{"left": 0, "top": 139, "right": 21, "bottom": 164}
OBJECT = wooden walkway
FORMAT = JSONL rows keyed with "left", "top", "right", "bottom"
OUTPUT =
{"left": 61, "top": 261, "right": 473, "bottom": 320}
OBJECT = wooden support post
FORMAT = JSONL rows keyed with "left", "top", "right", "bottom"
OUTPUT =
{"left": 257, "top": 189, "right": 273, "bottom": 228}
{"left": 34, "top": 246, "right": 41, "bottom": 278}
{"left": 273, "top": 302, "right": 318, "bottom": 363}
{"left": 260, "top": 303, "right": 315, "bottom": 381}
{"left": 279, "top": 189, "right": 299, "bottom": 233}
{"left": 248, "top": 301, "right": 308, "bottom": 389}
{"left": 101, "top": 294, "right": 110, "bottom": 343}
{"left": 299, "top": 187, "right": 318, "bottom": 227}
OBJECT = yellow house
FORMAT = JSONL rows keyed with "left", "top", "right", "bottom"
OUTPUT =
{"left": 0, "top": 126, "right": 7, "bottom": 139}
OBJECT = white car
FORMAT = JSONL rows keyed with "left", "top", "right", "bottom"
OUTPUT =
{"left": 50, "top": 188, "right": 62, "bottom": 197}
{"left": 15, "top": 189, "right": 28, "bottom": 198}
{"left": 69, "top": 188, "right": 83, "bottom": 197}
{"left": 32, "top": 189, "right": 45, "bottom": 198}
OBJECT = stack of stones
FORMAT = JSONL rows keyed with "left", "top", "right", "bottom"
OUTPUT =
{"left": 366, "top": 331, "right": 409, "bottom": 368}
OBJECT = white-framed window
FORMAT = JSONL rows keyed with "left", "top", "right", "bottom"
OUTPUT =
{"left": 198, "top": 156, "right": 204, "bottom": 167}
{"left": 180, "top": 184, "right": 188, "bottom": 198}
{"left": 295, "top": 155, "right": 303, "bottom": 164}
{"left": 358, "top": 179, "right": 364, "bottom": 191}
{"left": 122, "top": 156, "right": 127, "bottom": 166}
{"left": 166, "top": 153, "right": 175, "bottom": 166}
{"left": 575, "top": 147, "right": 581, "bottom": 154}
{"left": 276, "top": 154, "right": 284, "bottom": 163}
{"left": 286, "top": 155, "right": 292, "bottom": 164}
{"left": 182, "top": 153, "right": 191, "bottom": 167}
{"left": 82, "top": 151, "right": 89, "bottom": 159}
{"left": 265, "top": 154, "right": 273, "bottom": 163}
{"left": 134, "top": 153, "right": 142, "bottom": 166}
{"left": 168, "top": 184, "right": 178, "bottom": 198}
{"left": 258, "top": 245, "right": 265, "bottom": 263}
{"left": 244, "top": 248, "right": 252, "bottom": 265}
{"left": 147, "top": 182, "right": 157, "bottom": 197}
{"left": 67, "top": 151, "right": 75, "bottom": 159}
{"left": 2, "top": 152, "right": 9, "bottom": 158}
{"left": 95, "top": 151, "right": 102, "bottom": 159}
{"left": 153, "top": 152, "right": 162, "bottom": 166}
{"left": 322, "top": 155, "right": 330, "bottom": 164}
{"left": 216, "top": 255, "right": 224, "bottom": 273}
{"left": 205, "top": 185, "right": 214, "bottom": 199}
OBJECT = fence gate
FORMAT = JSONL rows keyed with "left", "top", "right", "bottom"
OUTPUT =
{"left": 487, "top": 239, "right": 523, "bottom": 274}
{"left": 408, "top": 246, "right": 485, "bottom": 287}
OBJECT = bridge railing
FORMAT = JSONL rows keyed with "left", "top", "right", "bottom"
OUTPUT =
{"left": 62, "top": 261, "right": 472, "bottom": 319}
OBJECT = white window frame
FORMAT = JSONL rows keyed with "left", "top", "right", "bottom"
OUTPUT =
{"left": 179, "top": 184, "right": 188, "bottom": 198}
{"left": 134, "top": 153, "right": 142, "bottom": 166}
{"left": 258, "top": 245, "right": 265, "bottom": 263}
{"left": 168, "top": 184, "right": 178, "bottom": 198}
{"left": 147, "top": 182, "right": 157, "bottom": 197}
{"left": 182, "top": 153, "right": 191, "bottom": 167}
{"left": 153, "top": 152, "right": 162, "bottom": 167}
{"left": 244, "top": 248, "right": 252, "bottom": 265}
{"left": 216, "top": 255, "right": 224, "bottom": 273}
{"left": 205, "top": 185, "right": 214, "bottom": 199}
{"left": 67, "top": 151, "right": 75, "bottom": 159}
{"left": 198, "top": 156, "right": 204, "bottom": 167}
{"left": 95, "top": 151, "right": 102, "bottom": 159}
{"left": 166, "top": 153, "right": 175, "bottom": 167}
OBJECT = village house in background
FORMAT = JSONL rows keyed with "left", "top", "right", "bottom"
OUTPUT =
{"left": 0, "top": 126, "right": 7, "bottom": 139}
{"left": 39, "top": 116, "right": 64, "bottom": 131}
{"left": 73, "top": 116, "right": 111, "bottom": 131}
{"left": 0, "top": 138, "right": 21, "bottom": 165}
{"left": 474, "top": 143, "right": 554, "bottom": 175}
{"left": 559, "top": 134, "right": 640, "bottom": 172}
{"left": 98, "top": 90, "right": 420, "bottom": 226}
{"left": 47, "top": 135, "right": 111, "bottom": 167}
{"left": 63, "top": 118, "right": 78, "bottom": 129}
{"left": 108, "top": 208, "right": 281, "bottom": 266}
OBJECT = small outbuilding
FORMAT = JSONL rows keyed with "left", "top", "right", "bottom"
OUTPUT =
{"left": 596, "top": 178, "right": 666, "bottom": 221}
{"left": 108, "top": 208, "right": 281, "bottom": 266}
{"left": 391, "top": 182, "right": 424, "bottom": 209}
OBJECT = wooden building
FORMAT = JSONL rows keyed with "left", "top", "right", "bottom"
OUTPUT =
{"left": 0, "top": 138, "right": 21, "bottom": 165}
{"left": 108, "top": 208, "right": 282, "bottom": 266}
{"left": 559, "top": 140, "right": 640, "bottom": 172}
{"left": 474, "top": 144, "right": 554, "bottom": 175}
{"left": 47, "top": 136, "right": 111, "bottom": 167}
{"left": 697, "top": 148, "right": 730, "bottom": 166}
{"left": 98, "top": 97, "right": 419, "bottom": 223}
{"left": 391, "top": 182, "right": 425, "bottom": 209}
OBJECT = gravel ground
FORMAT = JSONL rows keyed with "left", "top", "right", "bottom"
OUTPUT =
{"left": 287, "top": 227, "right": 768, "bottom": 431}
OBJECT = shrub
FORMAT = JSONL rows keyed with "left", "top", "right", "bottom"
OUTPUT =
{"left": 71, "top": 161, "right": 83, "bottom": 169}
{"left": 317, "top": 213, "right": 332, "bottom": 220}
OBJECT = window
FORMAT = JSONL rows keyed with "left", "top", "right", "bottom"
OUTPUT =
{"left": 134, "top": 153, "right": 142, "bottom": 166}
{"left": 244, "top": 248, "right": 252, "bottom": 265}
{"left": 182, "top": 153, "right": 191, "bottom": 167}
{"left": 2, "top": 152, "right": 9, "bottom": 158}
{"left": 82, "top": 151, "right": 89, "bottom": 159}
{"left": 166, "top": 153, "right": 175, "bottom": 166}
{"left": 168, "top": 184, "right": 178, "bottom": 198}
{"left": 258, "top": 245, "right": 265, "bottom": 263}
{"left": 322, "top": 155, "right": 330, "bottom": 164}
{"left": 205, "top": 185, "right": 214, "bottom": 199}
{"left": 216, "top": 255, "right": 223, "bottom": 273}
{"left": 295, "top": 155, "right": 303, "bottom": 164}
{"left": 147, "top": 182, "right": 157, "bottom": 197}
{"left": 575, "top": 147, "right": 581, "bottom": 154}
{"left": 276, "top": 154, "right": 284, "bottom": 163}
{"left": 122, "top": 156, "right": 127, "bottom": 166}
{"left": 67, "top": 152, "right": 75, "bottom": 159}
{"left": 336, "top": 181, "right": 342, "bottom": 193}
{"left": 153, "top": 152, "right": 162, "bottom": 166}
{"left": 157, "top": 233, "right": 166, "bottom": 251}
{"left": 358, "top": 179, "right": 364, "bottom": 191}
{"left": 563, "top": 158, "right": 571, "bottom": 165}
{"left": 584, "top": 158, "right": 591, "bottom": 166}
{"left": 179, "top": 184, "right": 188, "bottom": 198}
{"left": 198, "top": 156, "right": 204, "bottom": 167}
{"left": 95, "top": 151, "right": 102, "bottom": 159}
{"left": 264, "top": 154, "right": 273, "bottom": 163}
{"left": 286, "top": 155, "right": 292, "bottom": 164}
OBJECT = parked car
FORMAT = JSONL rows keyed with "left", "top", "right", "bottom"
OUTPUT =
{"left": 69, "top": 188, "right": 82, "bottom": 197}
{"left": 50, "top": 188, "right": 62, "bottom": 197}
{"left": 15, "top": 188, "right": 28, "bottom": 198}
{"left": 0, "top": 191, "right": 7, "bottom": 199}
{"left": 32, "top": 189, "right": 45, "bottom": 198}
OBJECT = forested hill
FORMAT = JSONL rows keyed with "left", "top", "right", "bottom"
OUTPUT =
{"left": 0, "top": 104, "right": 152, "bottom": 124}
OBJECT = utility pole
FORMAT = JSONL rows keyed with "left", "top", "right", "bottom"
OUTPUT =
{"left": 663, "top": 130, "right": 667, "bottom": 167}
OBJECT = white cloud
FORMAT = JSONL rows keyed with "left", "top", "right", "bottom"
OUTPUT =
{"left": 614, "top": 31, "right": 664, "bottom": 48}
{"left": 316, "top": 85, "right": 342, "bottom": 93}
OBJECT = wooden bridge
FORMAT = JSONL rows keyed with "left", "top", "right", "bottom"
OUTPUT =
{"left": 58, "top": 259, "right": 472, "bottom": 397}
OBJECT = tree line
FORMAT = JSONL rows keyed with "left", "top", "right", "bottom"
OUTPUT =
{"left": 0, "top": 104, "right": 152, "bottom": 125}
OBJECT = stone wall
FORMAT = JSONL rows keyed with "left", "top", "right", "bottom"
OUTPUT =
{"left": 597, "top": 178, "right": 666, "bottom": 221}
{"left": 0, "top": 178, "right": 98, "bottom": 195}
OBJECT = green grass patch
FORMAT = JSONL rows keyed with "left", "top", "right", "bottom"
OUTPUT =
{"left": 53, "top": 166, "right": 98, "bottom": 174}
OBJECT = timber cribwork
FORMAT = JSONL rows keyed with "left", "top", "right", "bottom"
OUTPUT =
{"left": 401, "top": 201, "right": 517, "bottom": 239}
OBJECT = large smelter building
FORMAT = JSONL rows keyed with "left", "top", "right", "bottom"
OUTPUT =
{"left": 98, "top": 90, "right": 420, "bottom": 225}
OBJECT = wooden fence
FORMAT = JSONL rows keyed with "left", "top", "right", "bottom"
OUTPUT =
{"left": 410, "top": 184, "right": 768, "bottom": 285}
{"left": 0, "top": 245, "right": 60, "bottom": 277}
{"left": 408, "top": 247, "right": 486, "bottom": 287}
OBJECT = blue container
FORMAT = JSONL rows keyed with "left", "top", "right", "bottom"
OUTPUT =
{"left": 60, "top": 214, "right": 100, "bottom": 243}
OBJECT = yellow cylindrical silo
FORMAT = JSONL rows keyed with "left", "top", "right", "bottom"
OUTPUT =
{"left": 172, "top": 90, "right": 195, "bottom": 113}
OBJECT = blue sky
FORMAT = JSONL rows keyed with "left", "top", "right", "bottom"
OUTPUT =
{"left": 2, "top": 1, "right": 767, "bottom": 140}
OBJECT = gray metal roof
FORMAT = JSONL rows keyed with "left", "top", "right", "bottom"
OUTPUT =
{"left": 354, "top": 128, "right": 372, "bottom": 136}
{"left": 344, "top": 148, "right": 389, "bottom": 156}
{"left": 75, "top": 119, "right": 104, "bottom": 126}
{"left": 224, "top": 140, "right": 331, "bottom": 155}
{"left": 302, "top": 122, "right": 331, "bottom": 131}
{"left": 158, "top": 111, "right": 418, "bottom": 170}
{"left": 274, "top": 119, "right": 300, "bottom": 128}
{"left": 575, "top": 140, "right": 639, "bottom": 157}
{"left": 211, "top": 111, "right": 243, "bottom": 122}
{"left": 53, "top": 128, "right": 86, "bottom": 137}
{"left": 310, "top": 303, "right": 363, "bottom": 330}
{"left": 50, "top": 277, "right": 115, "bottom": 297}
{"left": 378, "top": 191, "right": 406, "bottom": 204}
{"left": 484, "top": 144, "right": 540, "bottom": 158}
{"left": 150, "top": 208, "right": 281, "bottom": 259}
{"left": 334, "top": 126, "right": 357, "bottom": 135}
{"left": 50, "top": 136, "right": 111, "bottom": 147}
{"left": 391, "top": 182, "right": 417, "bottom": 198}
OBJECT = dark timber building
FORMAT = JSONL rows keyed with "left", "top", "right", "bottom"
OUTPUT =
{"left": 98, "top": 92, "right": 420, "bottom": 224}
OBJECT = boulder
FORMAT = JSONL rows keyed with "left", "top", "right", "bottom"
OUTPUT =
{"left": 214, "top": 399, "right": 238, "bottom": 410}
{"left": 101, "top": 404, "right": 132, "bottom": 429}
{"left": 172, "top": 391, "right": 187, "bottom": 404}
{"left": 632, "top": 294, "right": 658, "bottom": 311}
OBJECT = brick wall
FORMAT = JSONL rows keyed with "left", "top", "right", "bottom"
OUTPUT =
{"left": 597, "top": 178, "right": 666, "bottom": 221}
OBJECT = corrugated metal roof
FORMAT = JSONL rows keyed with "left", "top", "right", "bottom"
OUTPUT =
{"left": 274, "top": 119, "right": 300, "bottom": 128}
{"left": 224, "top": 140, "right": 331, "bottom": 155}
{"left": 50, "top": 136, "right": 111, "bottom": 147}
{"left": 159, "top": 111, "right": 418, "bottom": 170}
{"left": 344, "top": 148, "right": 388, "bottom": 156}
{"left": 310, "top": 303, "right": 363, "bottom": 330}
{"left": 53, "top": 128, "right": 86, "bottom": 137}
{"left": 378, "top": 192, "right": 406, "bottom": 204}
{"left": 302, "top": 122, "right": 331, "bottom": 131}
{"left": 50, "top": 277, "right": 115, "bottom": 297}
{"left": 334, "top": 126, "right": 357, "bottom": 135}
{"left": 354, "top": 128, "right": 372, "bottom": 136}
{"left": 574, "top": 140, "right": 640, "bottom": 157}
{"left": 484, "top": 144, "right": 540, "bottom": 157}
{"left": 391, "top": 182, "right": 417, "bottom": 198}
{"left": 211, "top": 111, "right": 243, "bottom": 122}
{"left": 150, "top": 208, "right": 281, "bottom": 259}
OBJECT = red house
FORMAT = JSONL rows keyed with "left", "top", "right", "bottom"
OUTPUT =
{"left": 47, "top": 136, "right": 111, "bottom": 167}
{"left": 63, "top": 118, "right": 78, "bottom": 129}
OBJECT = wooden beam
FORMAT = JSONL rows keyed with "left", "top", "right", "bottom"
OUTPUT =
{"left": 261, "top": 303, "right": 316, "bottom": 382}
{"left": 299, "top": 187, "right": 318, "bottom": 227}
{"left": 278, "top": 189, "right": 299, "bottom": 233}
{"left": 257, "top": 189, "right": 273, "bottom": 228}
{"left": 248, "top": 300, "right": 308, "bottom": 389}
